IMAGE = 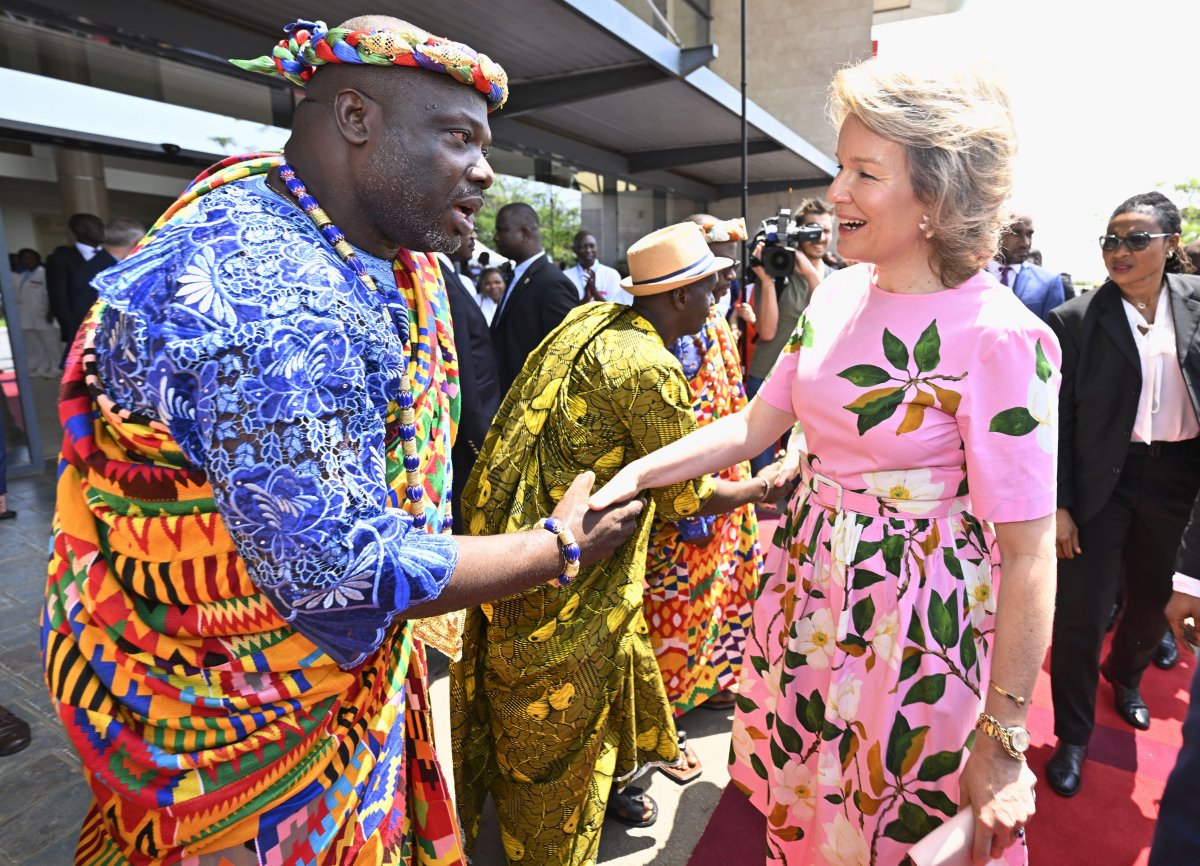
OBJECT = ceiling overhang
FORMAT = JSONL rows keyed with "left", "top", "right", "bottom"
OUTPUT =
{"left": 5, "top": 0, "right": 838, "bottom": 201}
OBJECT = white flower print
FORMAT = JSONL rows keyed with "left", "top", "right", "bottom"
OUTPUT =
{"left": 763, "top": 660, "right": 785, "bottom": 714}
{"left": 177, "top": 245, "right": 238, "bottom": 327}
{"left": 792, "top": 608, "right": 837, "bottom": 669}
{"left": 862, "top": 468, "right": 945, "bottom": 515}
{"left": 964, "top": 558, "right": 997, "bottom": 629}
{"left": 818, "top": 747, "right": 842, "bottom": 789}
{"left": 818, "top": 813, "right": 871, "bottom": 866}
{"left": 870, "top": 609, "right": 903, "bottom": 671}
{"left": 827, "top": 675, "right": 862, "bottom": 723}
{"left": 773, "top": 759, "right": 817, "bottom": 822}
{"left": 731, "top": 717, "right": 755, "bottom": 767}
{"left": 829, "top": 512, "right": 865, "bottom": 588}
{"left": 1027, "top": 373, "right": 1056, "bottom": 454}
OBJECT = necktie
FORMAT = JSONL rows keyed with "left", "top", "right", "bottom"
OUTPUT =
{"left": 1000, "top": 266, "right": 1012, "bottom": 287}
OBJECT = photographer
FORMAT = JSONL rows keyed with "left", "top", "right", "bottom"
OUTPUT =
{"left": 746, "top": 198, "right": 833, "bottom": 475}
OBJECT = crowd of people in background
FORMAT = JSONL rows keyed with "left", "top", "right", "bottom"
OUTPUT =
{"left": 3, "top": 12, "right": 1200, "bottom": 866}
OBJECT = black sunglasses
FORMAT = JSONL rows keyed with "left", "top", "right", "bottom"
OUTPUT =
{"left": 1098, "top": 232, "right": 1171, "bottom": 253}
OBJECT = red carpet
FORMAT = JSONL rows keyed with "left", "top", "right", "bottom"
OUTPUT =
{"left": 687, "top": 632, "right": 1193, "bottom": 865}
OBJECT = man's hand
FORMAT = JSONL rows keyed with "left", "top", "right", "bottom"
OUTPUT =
{"left": 553, "top": 471, "right": 643, "bottom": 567}
{"left": 582, "top": 268, "right": 605, "bottom": 301}
{"left": 1165, "top": 589, "right": 1200, "bottom": 651}
{"left": 1055, "top": 507, "right": 1081, "bottom": 559}
{"left": 754, "top": 461, "right": 794, "bottom": 505}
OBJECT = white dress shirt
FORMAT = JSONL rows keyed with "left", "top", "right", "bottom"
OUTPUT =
{"left": 565, "top": 261, "right": 633, "bottom": 305}
{"left": 986, "top": 259, "right": 1024, "bottom": 286}
{"left": 477, "top": 295, "right": 498, "bottom": 325}
{"left": 495, "top": 250, "right": 545, "bottom": 320}
{"left": 76, "top": 241, "right": 100, "bottom": 261}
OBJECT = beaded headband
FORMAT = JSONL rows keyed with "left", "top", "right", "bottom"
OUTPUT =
{"left": 698, "top": 217, "right": 748, "bottom": 244}
{"left": 231, "top": 18, "right": 509, "bottom": 111}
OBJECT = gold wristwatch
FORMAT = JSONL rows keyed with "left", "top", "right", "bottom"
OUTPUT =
{"left": 975, "top": 713, "right": 1030, "bottom": 762}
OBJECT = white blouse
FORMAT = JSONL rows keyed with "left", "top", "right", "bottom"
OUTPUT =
{"left": 1122, "top": 283, "right": 1200, "bottom": 444}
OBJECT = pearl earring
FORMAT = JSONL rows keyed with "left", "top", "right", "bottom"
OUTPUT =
{"left": 918, "top": 214, "right": 933, "bottom": 239}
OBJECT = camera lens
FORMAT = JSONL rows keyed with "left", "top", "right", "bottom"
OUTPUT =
{"left": 764, "top": 246, "right": 795, "bottom": 279}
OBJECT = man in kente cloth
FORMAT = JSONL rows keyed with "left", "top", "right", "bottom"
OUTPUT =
{"left": 41, "top": 16, "right": 641, "bottom": 866}
{"left": 452, "top": 223, "right": 780, "bottom": 865}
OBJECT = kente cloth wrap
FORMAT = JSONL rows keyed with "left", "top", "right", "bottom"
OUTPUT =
{"left": 450, "top": 303, "right": 717, "bottom": 866}
{"left": 646, "top": 309, "right": 763, "bottom": 716}
{"left": 698, "top": 217, "right": 748, "bottom": 244}
{"left": 232, "top": 19, "right": 508, "bottom": 111}
{"left": 42, "top": 153, "right": 466, "bottom": 865}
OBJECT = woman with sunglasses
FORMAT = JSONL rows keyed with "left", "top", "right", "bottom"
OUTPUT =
{"left": 1045, "top": 191, "right": 1200, "bottom": 798}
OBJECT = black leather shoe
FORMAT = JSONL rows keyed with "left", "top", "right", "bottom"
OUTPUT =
{"left": 1153, "top": 630, "right": 1179, "bottom": 670}
{"left": 0, "top": 704, "right": 31, "bottom": 757}
{"left": 1046, "top": 741, "right": 1087, "bottom": 797}
{"left": 1101, "top": 661, "right": 1151, "bottom": 730}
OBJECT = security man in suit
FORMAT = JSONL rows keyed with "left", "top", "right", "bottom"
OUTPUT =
{"left": 988, "top": 213, "right": 1065, "bottom": 321}
{"left": 437, "top": 232, "right": 500, "bottom": 528}
{"left": 45, "top": 213, "right": 105, "bottom": 347}
{"left": 1045, "top": 191, "right": 1200, "bottom": 797}
{"left": 1151, "top": 488, "right": 1200, "bottom": 863}
{"left": 489, "top": 202, "right": 578, "bottom": 397}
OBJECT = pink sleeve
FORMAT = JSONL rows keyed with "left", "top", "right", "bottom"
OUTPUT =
{"left": 956, "top": 325, "right": 1062, "bottom": 523}
{"left": 756, "top": 316, "right": 808, "bottom": 415}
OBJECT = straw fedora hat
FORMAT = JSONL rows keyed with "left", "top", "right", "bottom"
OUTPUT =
{"left": 620, "top": 223, "right": 735, "bottom": 296}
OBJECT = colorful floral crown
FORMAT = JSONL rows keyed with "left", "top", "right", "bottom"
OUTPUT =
{"left": 699, "top": 217, "right": 748, "bottom": 244}
{"left": 232, "top": 19, "right": 509, "bottom": 112}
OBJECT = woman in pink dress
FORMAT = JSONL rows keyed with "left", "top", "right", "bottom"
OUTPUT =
{"left": 593, "top": 58, "right": 1058, "bottom": 865}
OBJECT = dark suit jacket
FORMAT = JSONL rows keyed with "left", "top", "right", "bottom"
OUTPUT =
{"left": 1178, "top": 490, "right": 1200, "bottom": 579}
{"left": 439, "top": 255, "right": 501, "bottom": 525}
{"left": 1048, "top": 273, "right": 1200, "bottom": 525}
{"left": 44, "top": 245, "right": 87, "bottom": 342}
{"left": 1012, "top": 263, "right": 1066, "bottom": 321}
{"left": 490, "top": 253, "right": 578, "bottom": 397}
{"left": 68, "top": 250, "right": 117, "bottom": 340}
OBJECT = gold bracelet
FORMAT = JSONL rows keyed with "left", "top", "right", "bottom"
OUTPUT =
{"left": 990, "top": 681, "right": 1026, "bottom": 707}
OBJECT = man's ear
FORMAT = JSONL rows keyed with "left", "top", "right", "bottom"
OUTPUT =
{"left": 672, "top": 286, "right": 689, "bottom": 309}
{"left": 332, "top": 89, "right": 376, "bottom": 146}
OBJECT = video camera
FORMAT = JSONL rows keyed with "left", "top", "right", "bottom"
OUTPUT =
{"left": 749, "top": 208, "right": 825, "bottom": 280}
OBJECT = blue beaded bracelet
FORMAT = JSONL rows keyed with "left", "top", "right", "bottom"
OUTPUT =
{"left": 542, "top": 517, "right": 582, "bottom": 587}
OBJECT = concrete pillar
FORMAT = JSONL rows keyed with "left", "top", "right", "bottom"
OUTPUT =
{"left": 54, "top": 149, "right": 110, "bottom": 224}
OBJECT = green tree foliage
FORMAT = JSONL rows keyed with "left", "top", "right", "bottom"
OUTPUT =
{"left": 476, "top": 176, "right": 582, "bottom": 265}
{"left": 1175, "top": 179, "right": 1200, "bottom": 244}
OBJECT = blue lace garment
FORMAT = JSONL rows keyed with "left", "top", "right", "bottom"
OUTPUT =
{"left": 92, "top": 176, "right": 458, "bottom": 668}
{"left": 670, "top": 328, "right": 717, "bottom": 542}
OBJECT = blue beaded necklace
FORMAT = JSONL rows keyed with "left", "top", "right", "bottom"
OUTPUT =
{"left": 278, "top": 161, "right": 439, "bottom": 530}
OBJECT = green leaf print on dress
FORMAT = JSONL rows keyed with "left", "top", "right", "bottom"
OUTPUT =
{"left": 838, "top": 321, "right": 966, "bottom": 435}
{"left": 988, "top": 339, "right": 1056, "bottom": 452}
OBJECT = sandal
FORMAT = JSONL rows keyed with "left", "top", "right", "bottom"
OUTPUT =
{"left": 606, "top": 786, "right": 658, "bottom": 828}
{"left": 658, "top": 729, "right": 703, "bottom": 785}
{"left": 699, "top": 688, "right": 738, "bottom": 711}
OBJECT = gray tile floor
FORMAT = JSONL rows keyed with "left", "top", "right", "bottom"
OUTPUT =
{"left": 0, "top": 471, "right": 89, "bottom": 866}
{"left": 0, "top": 468, "right": 732, "bottom": 865}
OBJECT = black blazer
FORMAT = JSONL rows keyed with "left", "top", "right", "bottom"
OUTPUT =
{"left": 1178, "top": 488, "right": 1200, "bottom": 579}
{"left": 68, "top": 250, "right": 117, "bottom": 340}
{"left": 1048, "top": 273, "right": 1200, "bottom": 524}
{"left": 439, "top": 256, "right": 501, "bottom": 525}
{"left": 489, "top": 254, "right": 578, "bottom": 397}
{"left": 44, "top": 245, "right": 86, "bottom": 342}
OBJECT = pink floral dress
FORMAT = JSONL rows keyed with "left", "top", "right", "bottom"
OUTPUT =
{"left": 728, "top": 264, "right": 1060, "bottom": 865}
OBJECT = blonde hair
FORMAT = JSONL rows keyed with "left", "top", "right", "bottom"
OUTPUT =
{"left": 829, "top": 58, "right": 1016, "bottom": 288}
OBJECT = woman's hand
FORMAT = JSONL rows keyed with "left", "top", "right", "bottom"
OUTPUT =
{"left": 552, "top": 472, "right": 644, "bottom": 568}
{"left": 958, "top": 743, "right": 1035, "bottom": 863}
{"left": 589, "top": 465, "right": 644, "bottom": 511}
{"left": 1055, "top": 507, "right": 1081, "bottom": 559}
